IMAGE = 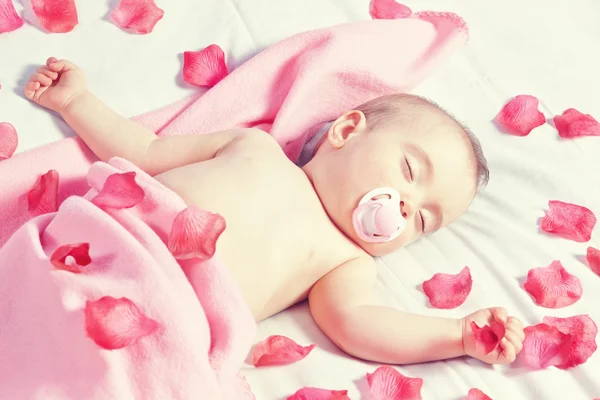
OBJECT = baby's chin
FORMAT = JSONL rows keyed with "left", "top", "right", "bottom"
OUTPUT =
{"left": 355, "top": 235, "right": 411, "bottom": 257}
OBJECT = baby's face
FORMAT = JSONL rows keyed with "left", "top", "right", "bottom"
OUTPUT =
{"left": 313, "top": 114, "right": 478, "bottom": 256}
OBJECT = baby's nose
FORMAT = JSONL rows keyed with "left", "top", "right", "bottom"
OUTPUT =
{"left": 400, "top": 200, "right": 415, "bottom": 219}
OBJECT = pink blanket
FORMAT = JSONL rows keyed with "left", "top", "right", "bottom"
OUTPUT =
{"left": 0, "top": 14, "right": 468, "bottom": 400}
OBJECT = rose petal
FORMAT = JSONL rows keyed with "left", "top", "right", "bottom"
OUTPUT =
{"left": 183, "top": 44, "right": 229, "bottom": 88}
{"left": 494, "top": 95, "right": 546, "bottom": 136}
{"left": 366, "top": 366, "right": 423, "bottom": 400}
{"left": 521, "top": 323, "right": 568, "bottom": 369}
{"left": 111, "top": 0, "right": 164, "bottom": 35}
{"left": 540, "top": 200, "right": 596, "bottom": 242}
{"left": 553, "top": 108, "right": 600, "bottom": 139}
{"left": 467, "top": 388, "right": 492, "bottom": 400}
{"left": 234, "top": 374, "right": 256, "bottom": 400}
{"left": 28, "top": 169, "right": 59, "bottom": 216}
{"left": 369, "top": 0, "right": 412, "bottom": 19}
{"left": 50, "top": 242, "right": 91, "bottom": 273}
{"left": 543, "top": 314, "right": 598, "bottom": 369}
{"left": 287, "top": 387, "right": 350, "bottom": 400}
{"left": 471, "top": 321, "right": 505, "bottom": 355}
{"left": 251, "top": 335, "right": 316, "bottom": 367}
{"left": 92, "top": 171, "right": 145, "bottom": 209}
{"left": 587, "top": 247, "right": 600, "bottom": 276}
{"left": 167, "top": 205, "right": 226, "bottom": 260}
{"left": 0, "top": 0, "right": 24, "bottom": 34}
{"left": 523, "top": 260, "right": 583, "bottom": 308}
{"left": 85, "top": 296, "right": 159, "bottom": 350}
{"left": 31, "top": 0, "right": 78, "bottom": 33}
{"left": 0, "top": 121, "right": 18, "bottom": 159}
{"left": 422, "top": 266, "right": 472, "bottom": 309}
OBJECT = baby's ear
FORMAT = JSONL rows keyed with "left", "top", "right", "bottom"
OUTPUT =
{"left": 327, "top": 110, "right": 366, "bottom": 149}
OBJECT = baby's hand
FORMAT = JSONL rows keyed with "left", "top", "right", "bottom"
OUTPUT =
{"left": 24, "top": 57, "right": 87, "bottom": 113}
{"left": 461, "top": 307, "right": 525, "bottom": 365}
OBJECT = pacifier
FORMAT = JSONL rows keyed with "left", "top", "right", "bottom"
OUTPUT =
{"left": 352, "top": 187, "right": 406, "bottom": 243}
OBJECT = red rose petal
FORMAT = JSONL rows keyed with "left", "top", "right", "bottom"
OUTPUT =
{"left": 28, "top": 169, "right": 59, "bottom": 216}
{"left": 167, "top": 205, "right": 226, "bottom": 260}
{"left": 553, "top": 108, "right": 600, "bottom": 139}
{"left": 543, "top": 315, "right": 598, "bottom": 369}
{"left": 111, "top": 0, "right": 164, "bottom": 35}
{"left": 422, "top": 266, "right": 472, "bottom": 309}
{"left": 85, "top": 296, "right": 159, "bottom": 350}
{"left": 369, "top": 0, "right": 412, "bottom": 19}
{"left": 287, "top": 387, "right": 350, "bottom": 400}
{"left": 366, "top": 366, "right": 423, "bottom": 400}
{"left": 251, "top": 335, "right": 316, "bottom": 367}
{"left": 587, "top": 247, "right": 600, "bottom": 275}
{"left": 471, "top": 321, "right": 505, "bottom": 354}
{"left": 31, "top": 0, "right": 78, "bottom": 33}
{"left": 0, "top": 121, "right": 18, "bottom": 159}
{"left": 0, "top": 0, "right": 24, "bottom": 34}
{"left": 183, "top": 45, "right": 229, "bottom": 88}
{"left": 50, "top": 242, "right": 91, "bottom": 273}
{"left": 91, "top": 171, "right": 145, "bottom": 209}
{"left": 494, "top": 95, "right": 546, "bottom": 136}
{"left": 521, "top": 323, "right": 568, "bottom": 369}
{"left": 523, "top": 260, "right": 583, "bottom": 308}
{"left": 467, "top": 388, "right": 492, "bottom": 400}
{"left": 540, "top": 200, "right": 596, "bottom": 242}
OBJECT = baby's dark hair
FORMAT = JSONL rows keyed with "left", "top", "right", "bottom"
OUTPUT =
{"left": 354, "top": 94, "right": 490, "bottom": 192}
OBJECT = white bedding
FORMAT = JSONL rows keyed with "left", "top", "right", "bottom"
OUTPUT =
{"left": 2, "top": 0, "right": 599, "bottom": 399}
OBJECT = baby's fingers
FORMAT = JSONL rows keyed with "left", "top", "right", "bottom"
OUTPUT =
{"left": 24, "top": 81, "right": 40, "bottom": 100}
{"left": 499, "top": 338, "right": 517, "bottom": 363}
{"left": 37, "top": 66, "right": 58, "bottom": 80}
{"left": 47, "top": 58, "right": 76, "bottom": 73}
{"left": 489, "top": 307, "right": 508, "bottom": 324}
{"left": 31, "top": 72, "right": 52, "bottom": 86}
{"left": 504, "top": 330, "right": 524, "bottom": 354}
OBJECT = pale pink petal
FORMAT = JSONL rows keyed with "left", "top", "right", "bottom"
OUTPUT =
{"left": 494, "top": 95, "right": 545, "bottom": 136}
{"left": 369, "top": 0, "right": 412, "bottom": 19}
{"left": 471, "top": 321, "right": 505, "bottom": 354}
{"left": 467, "top": 388, "right": 492, "bottom": 400}
{"left": 587, "top": 247, "right": 600, "bottom": 276}
{"left": 0, "top": 0, "right": 24, "bottom": 34}
{"left": 251, "top": 335, "right": 316, "bottom": 367}
{"left": 543, "top": 315, "right": 598, "bottom": 369}
{"left": 183, "top": 45, "right": 229, "bottom": 88}
{"left": 167, "top": 205, "right": 226, "bottom": 260}
{"left": 553, "top": 108, "right": 600, "bottom": 139}
{"left": 31, "top": 0, "right": 78, "bottom": 33}
{"left": 111, "top": 0, "right": 164, "bottom": 35}
{"left": 521, "top": 323, "right": 568, "bottom": 369}
{"left": 51, "top": 242, "right": 91, "bottom": 273}
{"left": 540, "top": 200, "right": 596, "bottom": 242}
{"left": 91, "top": 171, "right": 145, "bottom": 209}
{"left": 0, "top": 121, "right": 18, "bottom": 159}
{"left": 287, "top": 387, "right": 350, "bottom": 400}
{"left": 234, "top": 374, "right": 256, "bottom": 400}
{"left": 366, "top": 366, "right": 423, "bottom": 400}
{"left": 523, "top": 260, "right": 583, "bottom": 308}
{"left": 28, "top": 169, "right": 59, "bottom": 216}
{"left": 422, "top": 266, "right": 472, "bottom": 309}
{"left": 85, "top": 296, "right": 159, "bottom": 350}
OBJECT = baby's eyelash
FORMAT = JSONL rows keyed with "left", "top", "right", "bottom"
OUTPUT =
{"left": 405, "top": 158, "right": 413, "bottom": 181}
{"left": 419, "top": 211, "right": 426, "bottom": 233}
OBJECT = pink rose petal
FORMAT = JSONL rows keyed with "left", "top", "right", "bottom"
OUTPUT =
{"left": 31, "top": 0, "right": 78, "bottom": 33}
{"left": 0, "top": 0, "right": 24, "bottom": 34}
{"left": 183, "top": 44, "right": 229, "bottom": 88}
{"left": 523, "top": 260, "right": 582, "bottom": 308}
{"left": 494, "top": 95, "right": 546, "bottom": 136}
{"left": 521, "top": 323, "right": 568, "bottom": 369}
{"left": 422, "top": 266, "right": 472, "bottom": 309}
{"left": 553, "top": 108, "right": 600, "bottom": 139}
{"left": 467, "top": 388, "right": 492, "bottom": 400}
{"left": 85, "top": 296, "right": 159, "bottom": 350}
{"left": 543, "top": 315, "right": 598, "bottom": 369}
{"left": 92, "top": 171, "right": 145, "bottom": 209}
{"left": 167, "top": 205, "right": 226, "bottom": 260}
{"left": 540, "top": 200, "right": 596, "bottom": 242}
{"left": 366, "top": 366, "right": 423, "bottom": 400}
{"left": 369, "top": 0, "right": 412, "bottom": 19}
{"left": 0, "top": 121, "right": 18, "bottom": 159}
{"left": 51, "top": 242, "right": 91, "bottom": 273}
{"left": 111, "top": 0, "right": 164, "bottom": 35}
{"left": 471, "top": 321, "right": 505, "bottom": 355}
{"left": 586, "top": 247, "right": 600, "bottom": 276}
{"left": 251, "top": 335, "right": 316, "bottom": 367}
{"left": 287, "top": 387, "right": 350, "bottom": 400}
{"left": 28, "top": 169, "right": 59, "bottom": 216}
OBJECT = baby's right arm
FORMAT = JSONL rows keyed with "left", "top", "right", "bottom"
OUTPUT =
{"left": 309, "top": 258, "right": 525, "bottom": 365}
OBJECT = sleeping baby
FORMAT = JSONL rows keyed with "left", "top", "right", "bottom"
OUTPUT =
{"left": 24, "top": 57, "right": 525, "bottom": 366}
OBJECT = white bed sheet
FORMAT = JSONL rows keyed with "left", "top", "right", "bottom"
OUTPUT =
{"left": 2, "top": 0, "right": 599, "bottom": 399}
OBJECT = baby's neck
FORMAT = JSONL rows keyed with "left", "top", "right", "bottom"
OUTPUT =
{"left": 296, "top": 121, "right": 332, "bottom": 167}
